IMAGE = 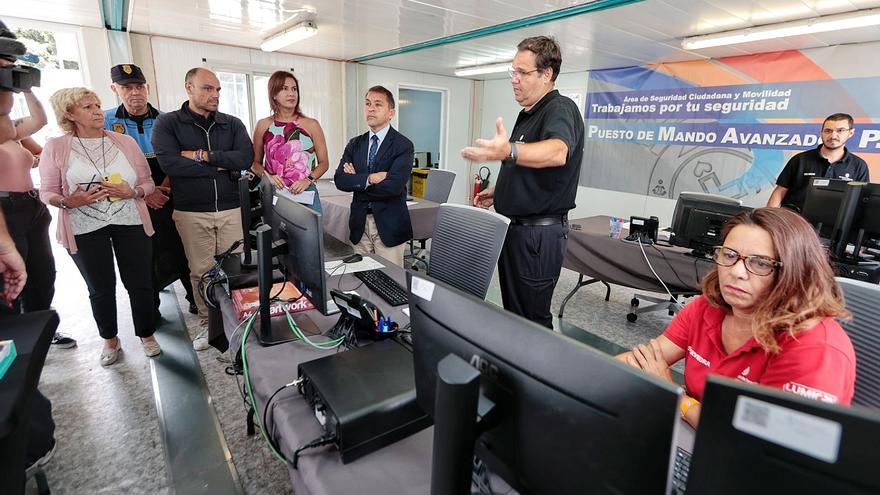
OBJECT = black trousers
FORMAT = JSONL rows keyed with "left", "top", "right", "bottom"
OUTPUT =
{"left": 148, "top": 202, "right": 194, "bottom": 311}
{"left": 498, "top": 222, "right": 568, "bottom": 329}
{"left": 69, "top": 224, "right": 154, "bottom": 339}
{"left": 0, "top": 194, "right": 56, "bottom": 315}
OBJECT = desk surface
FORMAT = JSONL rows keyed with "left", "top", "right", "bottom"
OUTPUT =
{"left": 214, "top": 256, "right": 435, "bottom": 495}
{"left": 565, "top": 215, "right": 712, "bottom": 293}
{"left": 320, "top": 192, "right": 441, "bottom": 243}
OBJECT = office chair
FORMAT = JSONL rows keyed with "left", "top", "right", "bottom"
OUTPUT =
{"left": 407, "top": 169, "right": 456, "bottom": 269}
{"left": 837, "top": 277, "right": 880, "bottom": 409}
{"left": 427, "top": 203, "right": 510, "bottom": 299}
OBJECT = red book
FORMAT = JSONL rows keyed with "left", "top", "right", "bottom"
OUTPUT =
{"left": 231, "top": 282, "right": 315, "bottom": 321}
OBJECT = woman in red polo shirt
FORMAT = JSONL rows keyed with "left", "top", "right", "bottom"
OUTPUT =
{"left": 618, "top": 207, "right": 855, "bottom": 427}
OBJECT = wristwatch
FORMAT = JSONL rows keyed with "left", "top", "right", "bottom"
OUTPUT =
{"left": 508, "top": 142, "right": 518, "bottom": 162}
{"left": 59, "top": 198, "right": 69, "bottom": 209}
{"left": 307, "top": 174, "right": 316, "bottom": 183}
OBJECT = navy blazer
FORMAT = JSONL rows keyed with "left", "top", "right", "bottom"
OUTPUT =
{"left": 333, "top": 126, "right": 414, "bottom": 247}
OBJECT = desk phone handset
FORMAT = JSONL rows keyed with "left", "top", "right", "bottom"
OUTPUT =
{"left": 329, "top": 289, "right": 398, "bottom": 342}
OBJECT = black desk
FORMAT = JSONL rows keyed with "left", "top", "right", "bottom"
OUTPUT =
{"left": 0, "top": 310, "right": 59, "bottom": 493}
{"left": 560, "top": 216, "right": 713, "bottom": 320}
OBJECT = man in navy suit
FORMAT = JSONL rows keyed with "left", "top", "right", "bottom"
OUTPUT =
{"left": 334, "top": 86, "right": 414, "bottom": 266}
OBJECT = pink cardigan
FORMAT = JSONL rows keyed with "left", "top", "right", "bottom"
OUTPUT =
{"left": 39, "top": 131, "right": 155, "bottom": 254}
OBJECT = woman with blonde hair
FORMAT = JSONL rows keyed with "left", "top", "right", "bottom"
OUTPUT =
{"left": 618, "top": 207, "right": 855, "bottom": 426}
{"left": 40, "top": 87, "right": 159, "bottom": 366}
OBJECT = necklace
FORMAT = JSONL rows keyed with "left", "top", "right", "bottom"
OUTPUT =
{"left": 75, "top": 133, "right": 107, "bottom": 177}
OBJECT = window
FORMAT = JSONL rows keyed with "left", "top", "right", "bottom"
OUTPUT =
{"left": 8, "top": 25, "right": 85, "bottom": 143}
{"left": 214, "top": 69, "right": 272, "bottom": 136}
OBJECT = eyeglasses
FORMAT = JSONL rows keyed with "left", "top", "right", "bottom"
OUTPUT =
{"left": 822, "top": 127, "right": 852, "bottom": 135}
{"left": 711, "top": 246, "right": 782, "bottom": 276}
{"left": 507, "top": 67, "right": 541, "bottom": 80}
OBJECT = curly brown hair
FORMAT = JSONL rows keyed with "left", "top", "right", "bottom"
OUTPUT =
{"left": 701, "top": 207, "right": 849, "bottom": 353}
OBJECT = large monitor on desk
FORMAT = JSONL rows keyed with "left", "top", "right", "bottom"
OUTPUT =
{"left": 801, "top": 178, "right": 852, "bottom": 239}
{"left": 670, "top": 192, "right": 751, "bottom": 256}
{"left": 267, "top": 185, "right": 338, "bottom": 316}
{"left": 687, "top": 376, "right": 880, "bottom": 494}
{"left": 407, "top": 273, "right": 682, "bottom": 495}
{"left": 849, "top": 183, "right": 880, "bottom": 254}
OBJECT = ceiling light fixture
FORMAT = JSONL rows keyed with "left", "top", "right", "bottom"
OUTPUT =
{"left": 454, "top": 62, "right": 511, "bottom": 77}
{"left": 682, "top": 8, "right": 880, "bottom": 50}
{"left": 261, "top": 20, "right": 318, "bottom": 52}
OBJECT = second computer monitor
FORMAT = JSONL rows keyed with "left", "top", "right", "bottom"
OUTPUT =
{"left": 407, "top": 273, "right": 682, "bottom": 495}
{"left": 688, "top": 376, "right": 880, "bottom": 494}
{"left": 670, "top": 192, "right": 751, "bottom": 256}
{"left": 801, "top": 178, "right": 852, "bottom": 239}
{"left": 271, "top": 190, "right": 337, "bottom": 315}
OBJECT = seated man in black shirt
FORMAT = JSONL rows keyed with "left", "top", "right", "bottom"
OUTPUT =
{"left": 767, "top": 113, "right": 869, "bottom": 212}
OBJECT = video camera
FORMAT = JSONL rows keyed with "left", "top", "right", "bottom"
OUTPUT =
{"left": 0, "top": 64, "right": 40, "bottom": 93}
{"left": 0, "top": 19, "right": 40, "bottom": 93}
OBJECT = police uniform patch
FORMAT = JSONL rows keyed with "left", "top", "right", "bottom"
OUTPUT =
{"left": 112, "top": 122, "right": 125, "bottom": 134}
{"left": 123, "top": 65, "right": 132, "bottom": 74}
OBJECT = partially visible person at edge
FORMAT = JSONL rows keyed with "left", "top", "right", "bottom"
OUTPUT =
{"left": 40, "top": 87, "right": 160, "bottom": 366}
{"left": 251, "top": 70, "right": 329, "bottom": 214}
{"left": 104, "top": 63, "right": 198, "bottom": 322}
{"left": 617, "top": 207, "right": 856, "bottom": 428}
{"left": 0, "top": 66, "right": 77, "bottom": 348}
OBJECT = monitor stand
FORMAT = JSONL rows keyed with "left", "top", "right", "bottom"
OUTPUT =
{"left": 255, "top": 224, "right": 297, "bottom": 346}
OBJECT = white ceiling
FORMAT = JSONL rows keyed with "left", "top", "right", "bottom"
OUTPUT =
{"left": 3, "top": 0, "right": 880, "bottom": 79}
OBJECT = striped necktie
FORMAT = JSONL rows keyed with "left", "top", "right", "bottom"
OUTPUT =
{"left": 368, "top": 135, "right": 379, "bottom": 172}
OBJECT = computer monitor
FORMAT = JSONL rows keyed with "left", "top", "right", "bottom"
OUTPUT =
{"left": 687, "top": 376, "right": 880, "bottom": 494}
{"left": 801, "top": 178, "right": 852, "bottom": 239}
{"left": 801, "top": 179, "right": 865, "bottom": 260}
{"left": 670, "top": 192, "right": 751, "bottom": 256}
{"left": 238, "top": 176, "right": 259, "bottom": 267}
{"left": 271, "top": 190, "right": 338, "bottom": 316}
{"left": 407, "top": 273, "right": 682, "bottom": 495}
{"left": 848, "top": 183, "right": 880, "bottom": 254}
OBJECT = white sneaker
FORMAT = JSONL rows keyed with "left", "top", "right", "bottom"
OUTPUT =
{"left": 100, "top": 340, "right": 122, "bottom": 366}
{"left": 192, "top": 330, "right": 210, "bottom": 351}
{"left": 141, "top": 338, "right": 162, "bottom": 357}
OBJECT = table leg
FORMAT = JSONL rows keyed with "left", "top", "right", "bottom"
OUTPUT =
{"left": 558, "top": 275, "right": 612, "bottom": 319}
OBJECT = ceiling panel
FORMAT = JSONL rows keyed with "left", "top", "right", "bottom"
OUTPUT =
{"left": 5, "top": 0, "right": 880, "bottom": 80}
{"left": 0, "top": 0, "right": 103, "bottom": 28}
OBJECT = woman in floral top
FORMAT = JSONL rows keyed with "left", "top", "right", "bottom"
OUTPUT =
{"left": 251, "top": 70, "right": 329, "bottom": 213}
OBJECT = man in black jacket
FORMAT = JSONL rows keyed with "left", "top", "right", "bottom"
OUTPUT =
{"left": 152, "top": 67, "right": 253, "bottom": 350}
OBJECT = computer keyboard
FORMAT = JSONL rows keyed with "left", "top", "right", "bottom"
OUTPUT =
{"left": 670, "top": 447, "right": 692, "bottom": 494}
{"left": 353, "top": 270, "right": 408, "bottom": 306}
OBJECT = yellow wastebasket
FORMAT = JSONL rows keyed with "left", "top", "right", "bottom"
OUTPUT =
{"left": 411, "top": 168, "right": 430, "bottom": 198}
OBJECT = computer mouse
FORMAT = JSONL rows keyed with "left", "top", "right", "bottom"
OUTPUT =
{"left": 343, "top": 253, "right": 363, "bottom": 263}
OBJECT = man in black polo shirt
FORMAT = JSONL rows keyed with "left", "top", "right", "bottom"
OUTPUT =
{"left": 463, "top": 35, "right": 584, "bottom": 328}
{"left": 768, "top": 113, "right": 869, "bottom": 212}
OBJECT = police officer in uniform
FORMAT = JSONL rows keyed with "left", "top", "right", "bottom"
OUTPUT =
{"left": 105, "top": 63, "right": 197, "bottom": 320}
{"left": 464, "top": 36, "right": 584, "bottom": 328}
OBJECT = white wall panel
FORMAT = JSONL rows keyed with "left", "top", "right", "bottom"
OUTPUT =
{"left": 147, "top": 36, "right": 344, "bottom": 167}
{"left": 351, "top": 64, "right": 476, "bottom": 204}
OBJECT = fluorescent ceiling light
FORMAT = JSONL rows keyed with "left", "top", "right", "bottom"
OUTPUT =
{"left": 261, "top": 20, "right": 318, "bottom": 52}
{"left": 454, "top": 62, "right": 511, "bottom": 77}
{"left": 682, "top": 8, "right": 880, "bottom": 50}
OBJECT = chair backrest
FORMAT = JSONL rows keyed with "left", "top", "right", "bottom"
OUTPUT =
{"left": 422, "top": 169, "right": 456, "bottom": 204}
{"left": 427, "top": 203, "right": 510, "bottom": 299}
{"left": 837, "top": 277, "right": 880, "bottom": 409}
